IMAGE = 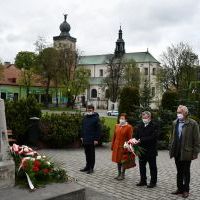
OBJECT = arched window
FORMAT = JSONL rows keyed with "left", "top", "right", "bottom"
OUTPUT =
{"left": 91, "top": 89, "right": 97, "bottom": 98}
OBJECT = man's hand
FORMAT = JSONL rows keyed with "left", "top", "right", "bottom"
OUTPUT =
{"left": 94, "top": 140, "right": 98, "bottom": 145}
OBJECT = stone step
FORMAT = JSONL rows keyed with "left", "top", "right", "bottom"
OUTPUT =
{"left": 0, "top": 182, "right": 85, "bottom": 200}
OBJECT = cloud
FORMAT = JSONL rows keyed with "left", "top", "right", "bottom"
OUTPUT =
{"left": 0, "top": 0, "right": 200, "bottom": 62}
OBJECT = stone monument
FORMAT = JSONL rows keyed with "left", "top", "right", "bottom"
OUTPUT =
{"left": 0, "top": 98, "right": 15, "bottom": 189}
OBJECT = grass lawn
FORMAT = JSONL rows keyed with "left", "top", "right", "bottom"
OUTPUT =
{"left": 101, "top": 117, "right": 118, "bottom": 140}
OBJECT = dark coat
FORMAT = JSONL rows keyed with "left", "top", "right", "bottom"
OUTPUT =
{"left": 135, "top": 121, "right": 159, "bottom": 158}
{"left": 81, "top": 112, "right": 101, "bottom": 144}
{"left": 169, "top": 118, "right": 200, "bottom": 161}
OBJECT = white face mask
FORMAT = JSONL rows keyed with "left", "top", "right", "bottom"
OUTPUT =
{"left": 177, "top": 113, "right": 184, "bottom": 120}
{"left": 142, "top": 119, "right": 150, "bottom": 124}
{"left": 86, "top": 111, "right": 93, "bottom": 115}
{"left": 119, "top": 119, "right": 126, "bottom": 125}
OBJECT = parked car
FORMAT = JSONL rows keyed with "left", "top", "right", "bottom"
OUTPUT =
{"left": 107, "top": 110, "right": 119, "bottom": 116}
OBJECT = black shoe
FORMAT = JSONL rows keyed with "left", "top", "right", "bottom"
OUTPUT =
{"left": 147, "top": 183, "right": 156, "bottom": 188}
{"left": 80, "top": 167, "right": 89, "bottom": 172}
{"left": 182, "top": 192, "right": 189, "bottom": 198}
{"left": 171, "top": 190, "right": 183, "bottom": 195}
{"left": 86, "top": 169, "right": 94, "bottom": 174}
{"left": 136, "top": 182, "right": 147, "bottom": 186}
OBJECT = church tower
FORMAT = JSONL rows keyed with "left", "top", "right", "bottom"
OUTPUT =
{"left": 53, "top": 14, "right": 76, "bottom": 50}
{"left": 114, "top": 26, "right": 125, "bottom": 57}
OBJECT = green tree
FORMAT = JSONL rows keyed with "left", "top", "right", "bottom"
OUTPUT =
{"left": 118, "top": 86, "right": 140, "bottom": 115}
{"left": 15, "top": 51, "right": 38, "bottom": 96}
{"left": 140, "top": 79, "right": 152, "bottom": 109}
{"left": 38, "top": 47, "right": 60, "bottom": 107}
{"left": 63, "top": 67, "right": 90, "bottom": 108}
{"left": 161, "top": 90, "right": 178, "bottom": 111}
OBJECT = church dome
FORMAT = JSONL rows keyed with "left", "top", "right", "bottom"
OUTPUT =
{"left": 59, "top": 14, "right": 71, "bottom": 36}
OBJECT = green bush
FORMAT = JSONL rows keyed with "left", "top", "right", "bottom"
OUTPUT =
{"left": 5, "top": 96, "right": 41, "bottom": 144}
{"left": 99, "top": 118, "right": 110, "bottom": 144}
{"left": 118, "top": 86, "right": 140, "bottom": 115}
{"left": 161, "top": 91, "right": 178, "bottom": 111}
{"left": 40, "top": 113, "right": 110, "bottom": 148}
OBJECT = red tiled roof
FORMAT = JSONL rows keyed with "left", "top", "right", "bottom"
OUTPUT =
{"left": 0, "top": 64, "right": 47, "bottom": 87}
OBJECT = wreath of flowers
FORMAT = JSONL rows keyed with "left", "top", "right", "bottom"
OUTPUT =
{"left": 10, "top": 144, "right": 67, "bottom": 190}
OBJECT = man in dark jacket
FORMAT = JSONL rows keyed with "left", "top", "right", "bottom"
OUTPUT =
{"left": 80, "top": 105, "right": 101, "bottom": 174}
{"left": 169, "top": 105, "right": 200, "bottom": 198}
{"left": 135, "top": 111, "right": 159, "bottom": 188}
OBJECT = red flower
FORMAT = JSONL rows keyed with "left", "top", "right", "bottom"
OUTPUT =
{"left": 32, "top": 166, "right": 39, "bottom": 172}
{"left": 43, "top": 168, "right": 49, "bottom": 175}
{"left": 34, "top": 160, "right": 41, "bottom": 168}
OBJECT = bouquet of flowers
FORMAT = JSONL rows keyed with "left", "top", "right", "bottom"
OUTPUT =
{"left": 10, "top": 144, "right": 67, "bottom": 190}
{"left": 122, "top": 138, "right": 143, "bottom": 169}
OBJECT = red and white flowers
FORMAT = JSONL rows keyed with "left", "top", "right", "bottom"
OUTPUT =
{"left": 123, "top": 138, "right": 140, "bottom": 156}
{"left": 10, "top": 144, "right": 67, "bottom": 190}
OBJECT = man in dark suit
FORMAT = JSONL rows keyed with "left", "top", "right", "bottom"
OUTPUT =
{"left": 135, "top": 111, "right": 159, "bottom": 188}
{"left": 169, "top": 105, "right": 200, "bottom": 198}
{"left": 80, "top": 105, "right": 101, "bottom": 174}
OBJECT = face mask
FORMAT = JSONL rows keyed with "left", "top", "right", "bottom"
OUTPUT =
{"left": 86, "top": 112, "right": 93, "bottom": 115}
{"left": 119, "top": 119, "right": 126, "bottom": 125}
{"left": 142, "top": 119, "right": 150, "bottom": 124}
{"left": 177, "top": 113, "right": 184, "bottom": 120}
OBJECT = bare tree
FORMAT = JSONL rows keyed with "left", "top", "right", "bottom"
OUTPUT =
{"left": 160, "top": 42, "right": 198, "bottom": 92}
{"left": 123, "top": 59, "right": 140, "bottom": 88}
{"left": 105, "top": 56, "right": 126, "bottom": 102}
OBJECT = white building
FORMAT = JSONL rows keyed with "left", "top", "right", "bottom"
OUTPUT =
{"left": 53, "top": 15, "right": 161, "bottom": 110}
{"left": 78, "top": 27, "right": 161, "bottom": 110}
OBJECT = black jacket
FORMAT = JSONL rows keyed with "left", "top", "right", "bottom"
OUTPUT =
{"left": 135, "top": 121, "right": 159, "bottom": 157}
{"left": 81, "top": 112, "right": 101, "bottom": 144}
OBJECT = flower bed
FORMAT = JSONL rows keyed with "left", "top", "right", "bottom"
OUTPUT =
{"left": 10, "top": 144, "right": 67, "bottom": 190}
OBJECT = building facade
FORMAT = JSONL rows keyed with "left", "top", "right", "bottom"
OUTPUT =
{"left": 77, "top": 28, "right": 161, "bottom": 110}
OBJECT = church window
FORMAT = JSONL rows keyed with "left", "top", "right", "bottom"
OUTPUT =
{"left": 91, "top": 89, "right": 97, "bottom": 98}
{"left": 144, "top": 68, "right": 148, "bottom": 75}
{"left": 152, "top": 68, "right": 156, "bottom": 75}
{"left": 99, "top": 69, "right": 103, "bottom": 77}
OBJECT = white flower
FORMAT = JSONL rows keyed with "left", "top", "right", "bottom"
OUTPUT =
{"left": 37, "top": 156, "right": 41, "bottom": 159}
{"left": 46, "top": 161, "right": 51, "bottom": 166}
{"left": 23, "top": 147, "right": 29, "bottom": 153}
{"left": 123, "top": 142, "right": 129, "bottom": 149}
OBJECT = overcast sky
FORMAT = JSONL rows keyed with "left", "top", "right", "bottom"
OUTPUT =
{"left": 1, "top": 0, "right": 200, "bottom": 63}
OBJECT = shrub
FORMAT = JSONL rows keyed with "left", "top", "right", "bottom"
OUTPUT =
{"left": 161, "top": 91, "right": 178, "bottom": 111}
{"left": 40, "top": 112, "right": 82, "bottom": 148}
{"left": 5, "top": 95, "right": 41, "bottom": 144}
{"left": 40, "top": 113, "right": 110, "bottom": 148}
{"left": 118, "top": 86, "right": 140, "bottom": 115}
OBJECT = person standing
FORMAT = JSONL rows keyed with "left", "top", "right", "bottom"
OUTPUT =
{"left": 169, "top": 105, "right": 200, "bottom": 198}
{"left": 80, "top": 105, "right": 101, "bottom": 174}
{"left": 111, "top": 113, "right": 134, "bottom": 180}
{"left": 135, "top": 111, "right": 159, "bottom": 188}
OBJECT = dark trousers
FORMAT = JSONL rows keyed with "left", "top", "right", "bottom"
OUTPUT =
{"left": 84, "top": 144, "right": 95, "bottom": 170}
{"left": 139, "top": 156, "right": 157, "bottom": 184}
{"left": 175, "top": 158, "right": 191, "bottom": 192}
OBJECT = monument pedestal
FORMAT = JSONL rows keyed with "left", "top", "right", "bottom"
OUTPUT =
{"left": 0, "top": 98, "right": 15, "bottom": 189}
{"left": 0, "top": 160, "right": 15, "bottom": 189}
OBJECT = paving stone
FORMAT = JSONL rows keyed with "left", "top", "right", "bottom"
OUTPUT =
{"left": 39, "top": 144, "right": 200, "bottom": 200}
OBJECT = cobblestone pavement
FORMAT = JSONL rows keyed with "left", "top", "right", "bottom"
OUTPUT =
{"left": 40, "top": 144, "right": 200, "bottom": 200}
